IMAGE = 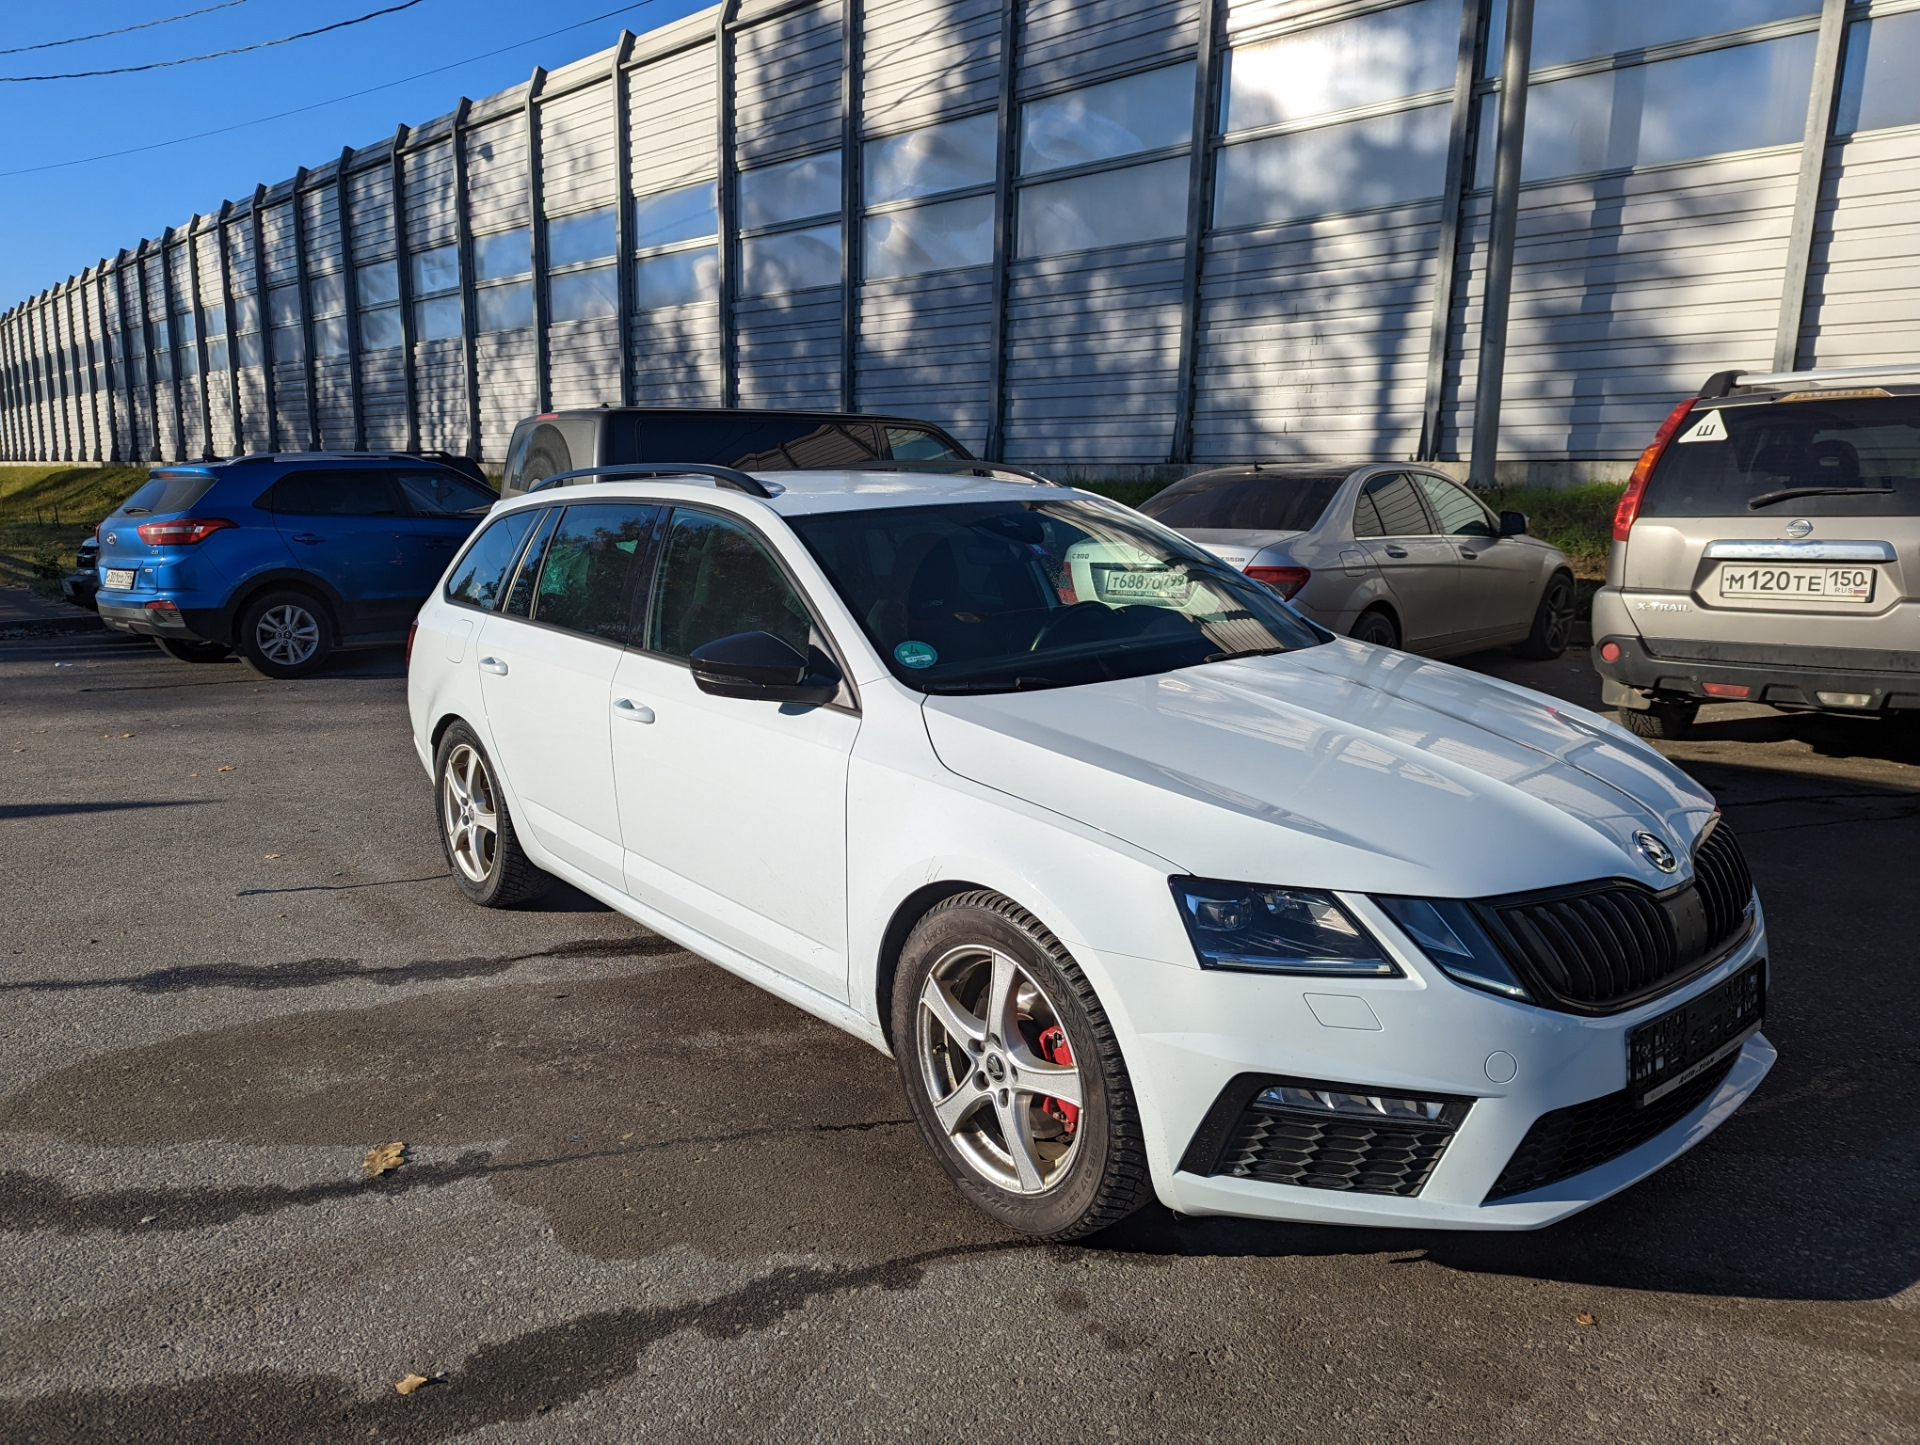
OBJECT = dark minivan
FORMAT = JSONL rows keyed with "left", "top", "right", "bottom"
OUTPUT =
{"left": 500, "top": 407, "right": 973, "bottom": 497}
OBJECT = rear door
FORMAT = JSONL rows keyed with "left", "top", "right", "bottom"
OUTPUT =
{"left": 474, "top": 502, "right": 660, "bottom": 890}
{"left": 1414, "top": 473, "right": 1535, "bottom": 642}
{"left": 1350, "top": 472, "right": 1457, "bottom": 650}
{"left": 260, "top": 467, "right": 416, "bottom": 638}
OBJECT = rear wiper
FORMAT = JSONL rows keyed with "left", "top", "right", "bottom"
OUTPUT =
{"left": 1205, "top": 645, "right": 1290, "bottom": 664}
{"left": 1747, "top": 486, "right": 1894, "bottom": 509}
{"left": 120, "top": 507, "right": 150, "bottom": 516}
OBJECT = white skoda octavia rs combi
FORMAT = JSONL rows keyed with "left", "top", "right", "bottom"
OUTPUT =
{"left": 407, "top": 465, "right": 1772, "bottom": 1240}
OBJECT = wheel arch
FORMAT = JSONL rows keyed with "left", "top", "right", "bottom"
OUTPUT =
{"left": 1353, "top": 598, "right": 1401, "bottom": 638}
{"left": 873, "top": 879, "right": 993, "bottom": 1053}
{"left": 228, "top": 569, "right": 347, "bottom": 643}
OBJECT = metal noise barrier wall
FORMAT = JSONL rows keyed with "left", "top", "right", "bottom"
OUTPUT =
{"left": 2, "top": 0, "right": 1913, "bottom": 472}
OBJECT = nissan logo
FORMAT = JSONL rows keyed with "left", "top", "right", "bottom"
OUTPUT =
{"left": 1635, "top": 831, "right": 1679, "bottom": 874}
{"left": 1785, "top": 519, "right": 1814, "bottom": 538}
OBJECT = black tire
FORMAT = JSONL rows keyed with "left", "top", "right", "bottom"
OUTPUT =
{"left": 1351, "top": 605, "right": 1400, "bottom": 650}
{"left": 891, "top": 891, "right": 1150, "bottom": 1241}
{"left": 433, "top": 723, "right": 550, "bottom": 908}
{"left": 1513, "top": 569, "right": 1577, "bottom": 659}
{"left": 153, "top": 637, "right": 233, "bottom": 663}
{"left": 236, "top": 589, "right": 333, "bottom": 680}
{"left": 1619, "top": 701, "right": 1698, "bottom": 740}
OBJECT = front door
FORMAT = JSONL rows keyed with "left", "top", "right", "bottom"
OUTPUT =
{"left": 1414, "top": 474, "right": 1536, "bottom": 642}
{"left": 475, "top": 502, "right": 659, "bottom": 890}
{"left": 394, "top": 466, "right": 499, "bottom": 594}
{"left": 262, "top": 467, "right": 416, "bottom": 639}
{"left": 610, "top": 505, "right": 858, "bottom": 1000}
{"left": 1350, "top": 472, "right": 1459, "bottom": 650}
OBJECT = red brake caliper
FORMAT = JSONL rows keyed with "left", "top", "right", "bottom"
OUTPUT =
{"left": 1036, "top": 1025, "right": 1078, "bottom": 1134}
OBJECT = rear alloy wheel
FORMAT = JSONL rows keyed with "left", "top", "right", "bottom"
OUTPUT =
{"left": 237, "top": 590, "right": 332, "bottom": 679}
{"left": 435, "top": 724, "right": 549, "bottom": 907}
{"left": 1351, "top": 606, "right": 1400, "bottom": 650}
{"left": 153, "top": 637, "right": 232, "bottom": 663}
{"left": 1514, "top": 570, "right": 1577, "bottom": 659}
{"left": 1619, "top": 700, "right": 1698, "bottom": 740}
{"left": 893, "top": 892, "right": 1149, "bottom": 1240}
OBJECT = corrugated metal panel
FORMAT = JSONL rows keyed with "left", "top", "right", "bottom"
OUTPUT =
{"left": 1194, "top": 201, "right": 1441, "bottom": 462}
{"left": 404, "top": 139, "right": 460, "bottom": 250}
{"left": 628, "top": 39, "right": 717, "bottom": 189}
{"left": 476, "top": 331, "right": 536, "bottom": 461}
{"left": 1002, "top": 241, "right": 1186, "bottom": 463}
{"left": 734, "top": 0, "right": 844, "bottom": 164}
{"left": 195, "top": 228, "right": 233, "bottom": 453}
{"left": 736, "top": 289, "right": 842, "bottom": 407}
{"left": 261, "top": 201, "right": 300, "bottom": 285}
{"left": 302, "top": 186, "right": 354, "bottom": 449}
{"left": 361, "top": 348, "right": 408, "bottom": 448}
{"left": 1018, "top": 0, "right": 1199, "bottom": 95}
{"left": 466, "top": 111, "right": 531, "bottom": 228}
{"left": 414, "top": 337, "right": 469, "bottom": 452}
{"left": 1799, "top": 126, "right": 1920, "bottom": 370}
{"left": 542, "top": 79, "right": 618, "bottom": 216}
{"left": 1442, "top": 151, "right": 1799, "bottom": 461}
{"left": 349, "top": 165, "right": 396, "bottom": 259}
{"left": 856, "top": 266, "right": 994, "bottom": 450}
{"left": 143, "top": 251, "right": 179, "bottom": 460}
{"left": 861, "top": 0, "right": 1001, "bottom": 132}
{"left": 632, "top": 303, "right": 723, "bottom": 404}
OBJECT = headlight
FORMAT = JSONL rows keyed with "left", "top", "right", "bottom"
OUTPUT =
{"left": 1373, "top": 896, "right": 1531, "bottom": 1002}
{"left": 1171, "top": 879, "right": 1399, "bottom": 976}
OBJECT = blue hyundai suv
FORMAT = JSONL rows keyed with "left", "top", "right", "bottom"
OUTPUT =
{"left": 96, "top": 454, "right": 497, "bottom": 678}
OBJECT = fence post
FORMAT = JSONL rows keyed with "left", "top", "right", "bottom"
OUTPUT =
{"left": 250, "top": 188, "right": 280, "bottom": 453}
{"left": 985, "top": 0, "right": 1023, "bottom": 462}
{"left": 1168, "top": 0, "right": 1224, "bottom": 465}
{"left": 216, "top": 203, "right": 243, "bottom": 455}
{"left": 1467, "top": 0, "right": 1533, "bottom": 490}
{"left": 189, "top": 219, "right": 215, "bottom": 458}
{"left": 292, "top": 168, "right": 321, "bottom": 450}
{"left": 1417, "top": 0, "right": 1490, "bottom": 462}
{"left": 839, "top": 0, "right": 864, "bottom": 412}
{"left": 340, "top": 148, "right": 367, "bottom": 451}
{"left": 113, "top": 254, "right": 142, "bottom": 460}
{"left": 1772, "top": 0, "right": 1849, "bottom": 373}
{"left": 716, "top": 0, "right": 741, "bottom": 409}
{"left": 453, "top": 99, "right": 483, "bottom": 459}
{"left": 392, "top": 124, "right": 420, "bottom": 453}
{"left": 527, "top": 68, "right": 552, "bottom": 415}
{"left": 613, "top": 33, "right": 638, "bottom": 409}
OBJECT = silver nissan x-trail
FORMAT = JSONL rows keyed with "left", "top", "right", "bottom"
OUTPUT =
{"left": 1593, "top": 364, "right": 1920, "bottom": 737}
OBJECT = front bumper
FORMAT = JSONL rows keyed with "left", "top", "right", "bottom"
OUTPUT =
{"left": 61, "top": 571, "right": 99, "bottom": 611}
{"left": 1097, "top": 898, "right": 1771, "bottom": 1229}
{"left": 1593, "top": 632, "right": 1920, "bottom": 712}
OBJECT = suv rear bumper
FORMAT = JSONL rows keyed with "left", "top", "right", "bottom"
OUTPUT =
{"left": 1593, "top": 633, "right": 1920, "bottom": 712}
{"left": 98, "top": 598, "right": 228, "bottom": 643}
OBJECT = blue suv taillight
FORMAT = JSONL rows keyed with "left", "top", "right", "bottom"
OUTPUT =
{"left": 134, "top": 518, "right": 235, "bottom": 546}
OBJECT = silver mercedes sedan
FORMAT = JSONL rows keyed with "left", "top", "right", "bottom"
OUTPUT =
{"left": 1139, "top": 464, "right": 1578, "bottom": 659}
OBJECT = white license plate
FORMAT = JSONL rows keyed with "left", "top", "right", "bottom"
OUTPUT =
{"left": 1717, "top": 563, "right": 1874, "bottom": 603}
{"left": 102, "top": 569, "right": 136, "bottom": 591}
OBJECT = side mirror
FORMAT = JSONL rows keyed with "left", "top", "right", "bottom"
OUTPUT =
{"left": 688, "top": 630, "right": 840, "bottom": 705}
{"left": 1498, "top": 510, "right": 1529, "bottom": 537}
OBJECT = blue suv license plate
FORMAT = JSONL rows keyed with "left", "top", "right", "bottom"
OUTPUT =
{"left": 1627, "top": 961, "right": 1764, "bottom": 1109}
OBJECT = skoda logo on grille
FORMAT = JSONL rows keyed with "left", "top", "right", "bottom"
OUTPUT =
{"left": 1785, "top": 518, "right": 1814, "bottom": 538}
{"left": 1634, "top": 831, "right": 1679, "bottom": 873}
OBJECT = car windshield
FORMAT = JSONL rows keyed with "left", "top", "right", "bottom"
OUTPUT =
{"left": 1644, "top": 395, "right": 1920, "bottom": 516}
{"left": 115, "top": 472, "right": 218, "bottom": 516}
{"left": 1138, "top": 472, "right": 1345, "bottom": 532}
{"left": 788, "top": 497, "right": 1327, "bottom": 694}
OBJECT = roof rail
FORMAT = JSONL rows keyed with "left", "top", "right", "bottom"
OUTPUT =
{"left": 1728, "top": 362, "right": 1920, "bottom": 390}
{"left": 845, "top": 459, "right": 1069, "bottom": 487}
{"left": 528, "top": 463, "right": 773, "bottom": 498}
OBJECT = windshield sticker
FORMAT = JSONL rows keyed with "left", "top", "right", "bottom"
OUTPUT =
{"left": 894, "top": 640, "right": 938, "bottom": 669}
{"left": 1677, "top": 409, "right": 1727, "bottom": 443}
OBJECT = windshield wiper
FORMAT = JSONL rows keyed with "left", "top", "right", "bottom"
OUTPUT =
{"left": 1205, "top": 645, "right": 1290, "bottom": 664}
{"left": 1747, "top": 485, "right": 1894, "bottom": 509}
{"left": 920, "top": 674, "right": 1072, "bottom": 694}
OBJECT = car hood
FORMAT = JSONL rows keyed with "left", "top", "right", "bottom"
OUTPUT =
{"left": 921, "top": 638, "right": 1716, "bottom": 899}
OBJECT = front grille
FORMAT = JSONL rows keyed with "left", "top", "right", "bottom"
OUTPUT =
{"left": 1477, "top": 820, "right": 1754, "bottom": 1013}
{"left": 1178, "top": 1075, "right": 1473, "bottom": 1199}
{"left": 1485, "top": 1055, "right": 1738, "bottom": 1201}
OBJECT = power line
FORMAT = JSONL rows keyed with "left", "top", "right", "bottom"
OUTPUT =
{"left": 1, "top": 0, "right": 429, "bottom": 83}
{"left": 0, "top": 0, "right": 666, "bottom": 177}
{"left": 0, "top": 0, "right": 256, "bottom": 57}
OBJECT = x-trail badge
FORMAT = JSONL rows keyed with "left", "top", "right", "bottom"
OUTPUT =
{"left": 1635, "top": 831, "right": 1679, "bottom": 873}
{"left": 1785, "top": 519, "right": 1814, "bottom": 538}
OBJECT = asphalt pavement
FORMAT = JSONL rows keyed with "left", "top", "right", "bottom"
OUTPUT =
{"left": 2, "top": 627, "right": 1915, "bottom": 1443}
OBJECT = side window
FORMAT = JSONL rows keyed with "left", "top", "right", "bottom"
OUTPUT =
{"left": 885, "top": 426, "right": 964, "bottom": 461}
{"left": 262, "top": 469, "right": 402, "bottom": 516}
{"left": 446, "top": 509, "right": 541, "bottom": 610}
{"left": 501, "top": 508, "right": 561, "bottom": 618}
{"left": 1415, "top": 475, "right": 1497, "bottom": 538}
{"left": 528, "top": 504, "right": 659, "bottom": 643}
{"left": 397, "top": 468, "right": 496, "bottom": 516}
{"left": 1353, "top": 473, "right": 1431, "bottom": 538}
{"left": 648, "top": 508, "right": 815, "bottom": 660}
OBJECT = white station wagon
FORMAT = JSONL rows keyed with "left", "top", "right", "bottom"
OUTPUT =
{"left": 407, "top": 464, "right": 1772, "bottom": 1239}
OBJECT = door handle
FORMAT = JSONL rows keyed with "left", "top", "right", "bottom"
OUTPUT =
{"left": 1383, "top": 545, "right": 1408, "bottom": 559}
{"left": 613, "top": 698, "right": 655, "bottom": 724}
{"left": 478, "top": 656, "right": 508, "bottom": 676}
{"left": 1459, "top": 546, "right": 1479, "bottom": 560}
{"left": 291, "top": 532, "right": 324, "bottom": 544}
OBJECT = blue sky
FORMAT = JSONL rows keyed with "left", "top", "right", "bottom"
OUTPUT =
{"left": 0, "top": 0, "right": 710, "bottom": 303}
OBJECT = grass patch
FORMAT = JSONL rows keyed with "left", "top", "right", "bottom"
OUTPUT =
{"left": 1061, "top": 477, "right": 1168, "bottom": 509}
{"left": 0, "top": 465, "right": 149, "bottom": 598}
{"left": 1482, "top": 482, "right": 1624, "bottom": 580}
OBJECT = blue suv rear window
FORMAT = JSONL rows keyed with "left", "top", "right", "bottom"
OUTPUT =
{"left": 118, "top": 474, "right": 218, "bottom": 516}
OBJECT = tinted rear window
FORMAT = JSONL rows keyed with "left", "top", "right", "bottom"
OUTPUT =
{"left": 613, "top": 415, "right": 885, "bottom": 469}
{"left": 117, "top": 473, "right": 218, "bottom": 516}
{"left": 1645, "top": 396, "right": 1920, "bottom": 517}
{"left": 1138, "top": 474, "right": 1344, "bottom": 532}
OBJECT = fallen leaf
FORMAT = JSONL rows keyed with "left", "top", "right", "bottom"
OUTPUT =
{"left": 265, "top": 853, "right": 282, "bottom": 860}
{"left": 620, "top": 1132, "right": 634, "bottom": 1141}
{"left": 363, "top": 1142, "right": 406, "bottom": 1176}
{"left": 120, "top": 733, "right": 134, "bottom": 739}
{"left": 190, "top": 773, "right": 201, "bottom": 778}
{"left": 394, "top": 1374, "right": 429, "bottom": 1396}
{"left": 1574, "top": 1312, "right": 1597, "bottom": 1326}
{"left": 217, "top": 765, "right": 235, "bottom": 772}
